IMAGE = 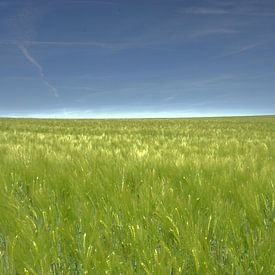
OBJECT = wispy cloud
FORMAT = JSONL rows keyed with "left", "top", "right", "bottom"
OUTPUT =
{"left": 0, "top": 1, "right": 27, "bottom": 6}
{"left": 180, "top": 3, "right": 275, "bottom": 17}
{"left": 191, "top": 28, "right": 237, "bottom": 38}
{"left": 219, "top": 42, "right": 264, "bottom": 58}
{"left": 2, "top": 2, "right": 69, "bottom": 116}
{"left": 0, "top": 0, "right": 116, "bottom": 7}
{"left": 63, "top": 0, "right": 116, "bottom": 5}
{"left": 0, "top": 39, "right": 109, "bottom": 48}
{"left": 0, "top": 39, "right": 175, "bottom": 53}
{"left": 18, "top": 44, "right": 59, "bottom": 98}
{"left": 182, "top": 7, "right": 230, "bottom": 15}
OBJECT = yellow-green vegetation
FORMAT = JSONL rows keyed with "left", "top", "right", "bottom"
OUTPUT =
{"left": 0, "top": 116, "right": 274, "bottom": 274}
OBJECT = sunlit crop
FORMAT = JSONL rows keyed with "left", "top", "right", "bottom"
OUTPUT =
{"left": 0, "top": 116, "right": 274, "bottom": 274}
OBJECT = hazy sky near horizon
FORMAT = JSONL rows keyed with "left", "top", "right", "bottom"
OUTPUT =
{"left": 0, "top": 0, "right": 274, "bottom": 118}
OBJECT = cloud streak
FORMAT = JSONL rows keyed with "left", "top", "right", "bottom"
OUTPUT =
{"left": 1, "top": 39, "right": 133, "bottom": 52}
{"left": 219, "top": 42, "right": 266, "bottom": 58}
{"left": 180, "top": 3, "right": 275, "bottom": 17}
{"left": 64, "top": 0, "right": 115, "bottom": 5}
{"left": 191, "top": 28, "right": 237, "bottom": 38}
{"left": 1, "top": 39, "right": 109, "bottom": 48}
{"left": 0, "top": 39, "right": 176, "bottom": 54}
{"left": 182, "top": 7, "right": 230, "bottom": 15}
{"left": 18, "top": 44, "right": 59, "bottom": 98}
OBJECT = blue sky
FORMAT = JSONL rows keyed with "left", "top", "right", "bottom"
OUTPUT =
{"left": 0, "top": 0, "right": 274, "bottom": 118}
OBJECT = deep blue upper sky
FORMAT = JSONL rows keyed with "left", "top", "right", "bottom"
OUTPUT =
{"left": 0, "top": 0, "right": 274, "bottom": 118}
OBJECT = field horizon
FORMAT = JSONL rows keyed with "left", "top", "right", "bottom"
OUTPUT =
{"left": 1, "top": 114, "right": 274, "bottom": 121}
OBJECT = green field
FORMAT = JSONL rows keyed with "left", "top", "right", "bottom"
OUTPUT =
{"left": 0, "top": 116, "right": 274, "bottom": 274}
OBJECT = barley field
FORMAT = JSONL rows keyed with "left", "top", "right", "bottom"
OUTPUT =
{"left": 0, "top": 116, "right": 274, "bottom": 274}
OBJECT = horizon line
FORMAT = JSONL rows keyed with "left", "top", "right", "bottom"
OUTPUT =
{"left": 0, "top": 114, "right": 274, "bottom": 120}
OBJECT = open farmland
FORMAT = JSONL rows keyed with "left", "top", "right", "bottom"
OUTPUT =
{"left": 0, "top": 116, "right": 274, "bottom": 274}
